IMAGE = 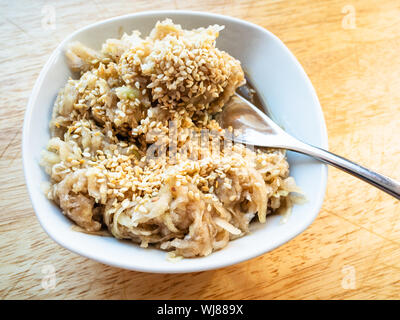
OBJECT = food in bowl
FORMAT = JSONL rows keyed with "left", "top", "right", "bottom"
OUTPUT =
{"left": 41, "top": 19, "right": 300, "bottom": 258}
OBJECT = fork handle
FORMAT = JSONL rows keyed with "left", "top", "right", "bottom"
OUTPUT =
{"left": 289, "top": 140, "right": 400, "bottom": 200}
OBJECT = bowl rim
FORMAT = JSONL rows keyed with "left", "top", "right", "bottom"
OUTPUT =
{"left": 23, "top": 10, "right": 328, "bottom": 273}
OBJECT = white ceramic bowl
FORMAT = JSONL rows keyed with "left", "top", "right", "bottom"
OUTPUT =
{"left": 23, "top": 11, "right": 328, "bottom": 273}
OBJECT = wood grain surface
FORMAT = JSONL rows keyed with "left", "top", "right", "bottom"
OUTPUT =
{"left": 1, "top": 0, "right": 399, "bottom": 300}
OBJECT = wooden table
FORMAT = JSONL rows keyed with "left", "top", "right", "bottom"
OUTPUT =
{"left": 1, "top": 0, "right": 399, "bottom": 300}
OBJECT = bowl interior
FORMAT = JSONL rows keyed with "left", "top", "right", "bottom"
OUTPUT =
{"left": 23, "top": 11, "right": 328, "bottom": 273}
